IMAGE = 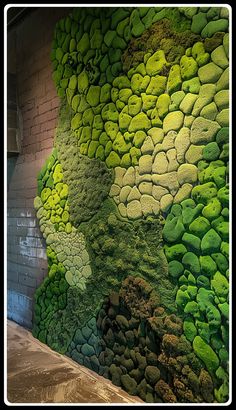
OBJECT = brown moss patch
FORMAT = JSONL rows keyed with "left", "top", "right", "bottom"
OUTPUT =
{"left": 122, "top": 19, "right": 201, "bottom": 72}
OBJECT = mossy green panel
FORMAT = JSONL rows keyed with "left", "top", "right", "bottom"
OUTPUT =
{"left": 33, "top": 5, "right": 229, "bottom": 404}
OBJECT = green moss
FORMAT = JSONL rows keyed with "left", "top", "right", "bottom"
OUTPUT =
{"left": 182, "top": 233, "right": 201, "bottom": 253}
{"left": 146, "top": 75, "right": 167, "bottom": 96}
{"left": 41, "top": 188, "right": 51, "bottom": 203}
{"left": 202, "top": 198, "right": 222, "bottom": 221}
{"left": 184, "top": 300, "right": 199, "bottom": 315}
{"left": 201, "top": 229, "right": 222, "bottom": 255}
{"left": 217, "top": 185, "right": 229, "bottom": 207}
{"left": 162, "top": 215, "right": 185, "bottom": 243}
{"left": 211, "top": 253, "right": 228, "bottom": 274}
{"left": 168, "top": 260, "right": 184, "bottom": 279}
{"left": 105, "top": 151, "right": 120, "bottom": 168}
{"left": 192, "top": 182, "right": 218, "bottom": 205}
{"left": 146, "top": 50, "right": 167, "bottom": 76}
{"left": 35, "top": 7, "right": 230, "bottom": 402}
{"left": 189, "top": 216, "right": 211, "bottom": 238}
{"left": 176, "top": 289, "right": 191, "bottom": 309}
{"left": 203, "top": 142, "right": 220, "bottom": 161}
{"left": 128, "top": 112, "right": 151, "bottom": 132}
{"left": 193, "top": 335, "right": 219, "bottom": 374}
{"left": 182, "top": 77, "right": 201, "bottom": 94}
{"left": 183, "top": 318, "right": 197, "bottom": 342}
{"left": 182, "top": 203, "right": 204, "bottom": 226}
{"left": 164, "top": 244, "right": 187, "bottom": 261}
{"left": 211, "top": 271, "right": 229, "bottom": 299}
{"left": 182, "top": 252, "right": 200, "bottom": 276}
{"left": 180, "top": 55, "right": 198, "bottom": 80}
{"left": 199, "top": 255, "right": 217, "bottom": 277}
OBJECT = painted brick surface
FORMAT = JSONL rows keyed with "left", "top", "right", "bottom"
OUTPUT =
{"left": 7, "top": 7, "right": 71, "bottom": 328}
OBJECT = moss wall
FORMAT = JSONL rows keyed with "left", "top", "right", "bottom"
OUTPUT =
{"left": 32, "top": 6, "right": 229, "bottom": 403}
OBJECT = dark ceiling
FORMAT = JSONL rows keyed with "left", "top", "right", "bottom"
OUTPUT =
{"left": 7, "top": 7, "right": 38, "bottom": 29}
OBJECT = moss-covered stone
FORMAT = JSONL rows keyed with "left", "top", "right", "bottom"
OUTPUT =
{"left": 120, "top": 374, "right": 137, "bottom": 395}
{"left": 168, "top": 260, "right": 184, "bottom": 279}
{"left": 201, "top": 229, "right": 222, "bottom": 254}
{"left": 180, "top": 55, "right": 198, "bottom": 81}
{"left": 164, "top": 244, "right": 187, "bottom": 261}
{"left": 146, "top": 76, "right": 167, "bottom": 96}
{"left": 201, "top": 19, "right": 229, "bottom": 38}
{"left": 163, "top": 111, "right": 184, "bottom": 133}
{"left": 193, "top": 336, "right": 219, "bottom": 374}
{"left": 182, "top": 252, "right": 200, "bottom": 276}
{"left": 182, "top": 233, "right": 201, "bottom": 253}
{"left": 128, "top": 112, "right": 151, "bottom": 132}
{"left": 146, "top": 50, "right": 167, "bottom": 76}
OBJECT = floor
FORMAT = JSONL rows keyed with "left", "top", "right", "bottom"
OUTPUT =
{"left": 6, "top": 320, "right": 143, "bottom": 404}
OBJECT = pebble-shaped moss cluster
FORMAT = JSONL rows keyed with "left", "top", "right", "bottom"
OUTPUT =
{"left": 163, "top": 150, "right": 229, "bottom": 401}
{"left": 67, "top": 316, "right": 104, "bottom": 374}
{"left": 179, "top": 6, "right": 229, "bottom": 38}
{"left": 54, "top": 101, "right": 114, "bottom": 226}
{"left": 32, "top": 250, "right": 69, "bottom": 345}
{"left": 34, "top": 149, "right": 92, "bottom": 290}
{"left": 50, "top": 6, "right": 228, "bottom": 175}
{"left": 65, "top": 276, "right": 214, "bottom": 403}
{"left": 32, "top": 6, "right": 230, "bottom": 404}
{"left": 107, "top": 31, "right": 229, "bottom": 220}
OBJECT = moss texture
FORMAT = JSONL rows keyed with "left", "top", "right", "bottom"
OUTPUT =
{"left": 32, "top": 5, "right": 229, "bottom": 404}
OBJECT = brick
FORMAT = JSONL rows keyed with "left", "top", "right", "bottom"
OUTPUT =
{"left": 35, "top": 147, "right": 52, "bottom": 160}
{"left": 7, "top": 217, "right": 18, "bottom": 226}
{"left": 19, "top": 273, "right": 37, "bottom": 288}
{"left": 23, "top": 188, "right": 37, "bottom": 199}
{"left": 40, "top": 121, "right": 51, "bottom": 132}
{"left": 31, "top": 124, "right": 41, "bottom": 135}
{"left": 22, "top": 142, "right": 41, "bottom": 154}
{"left": 7, "top": 261, "right": 19, "bottom": 273}
{"left": 19, "top": 236, "right": 44, "bottom": 248}
{"left": 46, "top": 77, "right": 57, "bottom": 90}
{"left": 22, "top": 108, "right": 35, "bottom": 122}
{"left": 40, "top": 139, "right": 53, "bottom": 150}
{"left": 26, "top": 227, "right": 42, "bottom": 238}
{"left": 7, "top": 198, "right": 26, "bottom": 208}
{"left": 37, "top": 94, "right": 52, "bottom": 106}
{"left": 23, "top": 118, "right": 34, "bottom": 131}
{"left": 16, "top": 156, "right": 25, "bottom": 165}
{"left": 8, "top": 269, "right": 19, "bottom": 282}
{"left": 36, "top": 129, "right": 53, "bottom": 142}
{"left": 17, "top": 253, "right": 48, "bottom": 269}
{"left": 8, "top": 207, "right": 34, "bottom": 218}
{"left": 38, "top": 100, "right": 52, "bottom": 115}
{"left": 38, "top": 66, "right": 51, "bottom": 82}
{"left": 36, "top": 275, "right": 46, "bottom": 287}
{"left": 16, "top": 217, "right": 36, "bottom": 228}
{"left": 17, "top": 244, "right": 38, "bottom": 258}
{"left": 7, "top": 252, "right": 18, "bottom": 263}
{"left": 22, "top": 99, "right": 35, "bottom": 112}
{"left": 23, "top": 153, "right": 36, "bottom": 163}
{"left": 25, "top": 286, "right": 37, "bottom": 299}
{"left": 18, "top": 264, "right": 45, "bottom": 279}
{"left": 7, "top": 281, "right": 28, "bottom": 296}
{"left": 8, "top": 226, "right": 27, "bottom": 236}
{"left": 7, "top": 235, "right": 18, "bottom": 245}
{"left": 51, "top": 96, "right": 60, "bottom": 109}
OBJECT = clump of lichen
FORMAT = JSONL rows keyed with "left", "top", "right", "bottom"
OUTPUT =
{"left": 95, "top": 276, "right": 214, "bottom": 403}
{"left": 122, "top": 18, "right": 201, "bottom": 72}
